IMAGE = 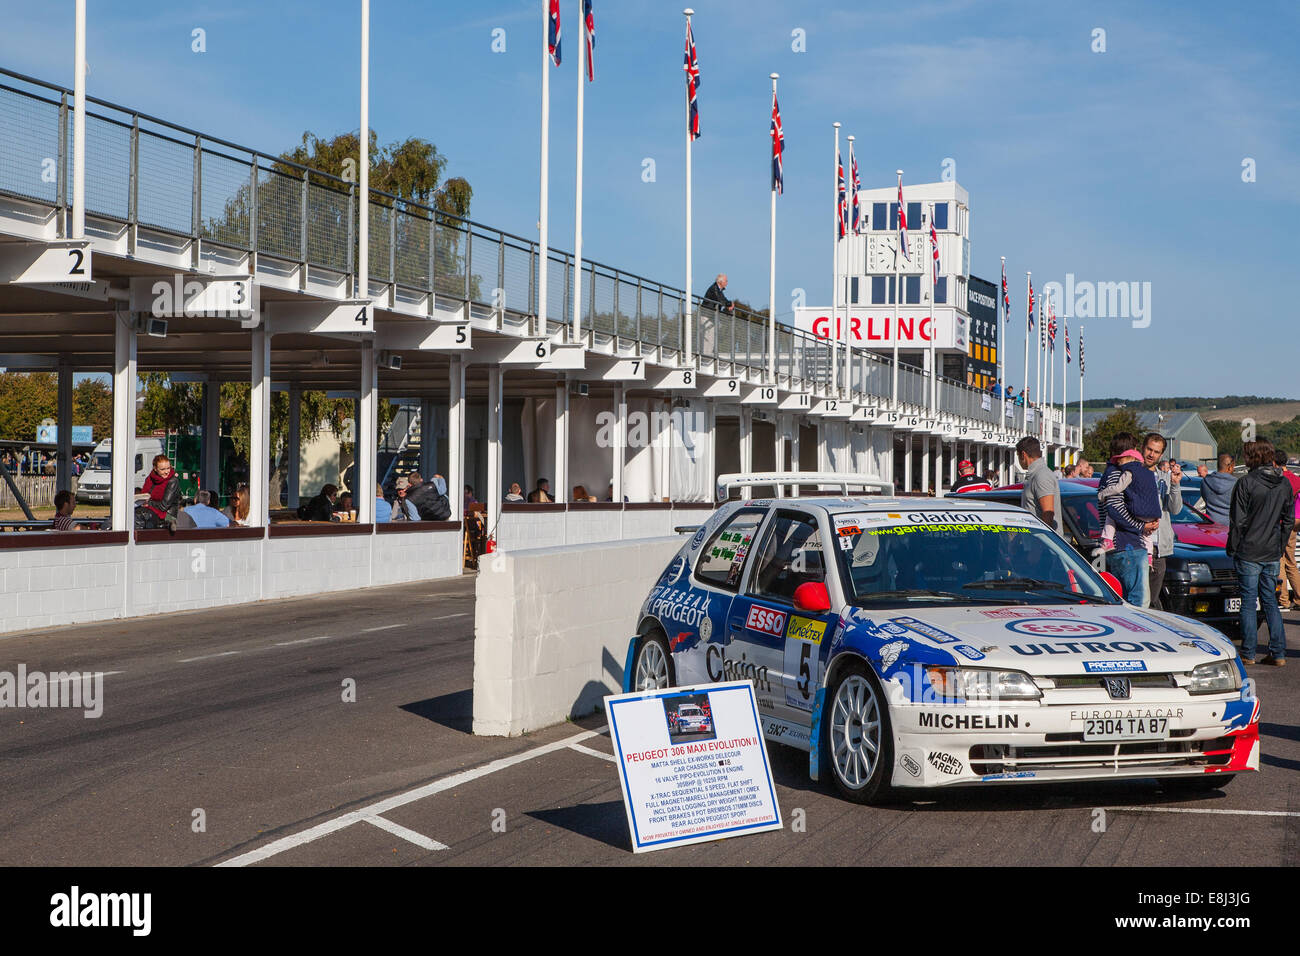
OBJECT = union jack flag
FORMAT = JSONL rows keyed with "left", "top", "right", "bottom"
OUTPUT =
{"left": 1027, "top": 279, "right": 1035, "bottom": 331}
{"left": 836, "top": 152, "right": 846, "bottom": 239}
{"left": 1065, "top": 318, "right": 1071, "bottom": 364}
{"left": 897, "top": 178, "right": 910, "bottom": 261}
{"left": 684, "top": 20, "right": 700, "bottom": 140}
{"left": 1001, "top": 261, "right": 1010, "bottom": 324}
{"left": 583, "top": 0, "right": 594, "bottom": 81}
{"left": 770, "top": 95, "right": 784, "bottom": 194}
{"left": 849, "top": 142, "right": 860, "bottom": 234}
{"left": 548, "top": 0, "right": 561, "bottom": 66}
{"left": 929, "top": 215, "right": 940, "bottom": 284}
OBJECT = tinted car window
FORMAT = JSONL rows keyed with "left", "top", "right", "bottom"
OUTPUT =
{"left": 749, "top": 511, "right": 824, "bottom": 602}
{"left": 695, "top": 509, "right": 764, "bottom": 591}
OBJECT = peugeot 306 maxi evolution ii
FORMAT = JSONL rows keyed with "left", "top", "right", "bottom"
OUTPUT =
{"left": 623, "top": 480, "right": 1259, "bottom": 804}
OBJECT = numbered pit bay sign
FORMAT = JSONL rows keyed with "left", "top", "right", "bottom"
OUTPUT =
{"left": 0, "top": 240, "right": 92, "bottom": 284}
{"left": 604, "top": 681, "right": 782, "bottom": 853}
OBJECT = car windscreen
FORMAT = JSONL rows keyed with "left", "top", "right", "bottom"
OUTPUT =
{"left": 832, "top": 510, "right": 1117, "bottom": 607}
{"left": 1171, "top": 502, "right": 1206, "bottom": 524}
{"left": 90, "top": 452, "right": 111, "bottom": 470}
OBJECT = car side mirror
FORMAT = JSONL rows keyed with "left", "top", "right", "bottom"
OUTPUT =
{"left": 1098, "top": 571, "right": 1123, "bottom": 599}
{"left": 793, "top": 581, "right": 832, "bottom": 613}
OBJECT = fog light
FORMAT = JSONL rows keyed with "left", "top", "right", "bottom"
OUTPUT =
{"left": 1194, "top": 601, "right": 1210, "bottom": 613}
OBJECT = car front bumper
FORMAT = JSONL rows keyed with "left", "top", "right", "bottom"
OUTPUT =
{"left": 888, "top": 695, "right": 1259, "bottom": 788}
{"left": 1164, "top": 582, "right": 1244, "bottom": 625}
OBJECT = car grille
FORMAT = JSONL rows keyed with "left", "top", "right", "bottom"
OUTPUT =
{"left": 969, "top": 736, "right": 1235, "bottom": 774}
{"left": 1211, "top": 568, "right": 1235, "bottom": 583}
{"left": 1045, "top": 673, "right": 1176, "bottom": 690}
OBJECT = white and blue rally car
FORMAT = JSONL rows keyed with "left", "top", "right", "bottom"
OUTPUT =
{"left": 622, "top": 472, "right": 1260, "bottom": 804}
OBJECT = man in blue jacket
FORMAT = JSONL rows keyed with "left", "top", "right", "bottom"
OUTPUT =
{"left": 1098, "top": 432, "right": 1161, "bottom": 606}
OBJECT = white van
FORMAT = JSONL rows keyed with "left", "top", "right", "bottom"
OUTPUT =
{"left": 75, "top": 437, "right": 165, "bottom": 504}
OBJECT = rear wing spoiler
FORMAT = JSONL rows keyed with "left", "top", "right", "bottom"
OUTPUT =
{"left": 715, "top": 472, "right": 894, "bottom": 502}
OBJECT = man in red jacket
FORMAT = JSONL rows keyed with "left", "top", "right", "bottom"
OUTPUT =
{"left": 950, "top": 460, "right": 992, "bottom": 494}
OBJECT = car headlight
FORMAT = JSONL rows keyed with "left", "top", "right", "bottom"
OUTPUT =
{"left": 1188, "top": 562, "right": 1212, "bottom": 584}
{"left": 1188, "top": 660, "right": 1241, "bottom": 695}
{"left": 926, "top": 667, "right": 1042, "bottom": 701}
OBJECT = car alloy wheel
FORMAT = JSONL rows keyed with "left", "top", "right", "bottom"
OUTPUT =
{"left": 824, "top": 661, "right": 893, "bottom": 803}
{"left": 633, "top": 633, "right": 672, "bottom": 691}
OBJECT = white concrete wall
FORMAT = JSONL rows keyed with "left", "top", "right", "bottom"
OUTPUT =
{"left": 263, "top": 534, "right": 372, "bottom": 598}
{"left": 496, "top": 505, "right": 716, "bottom": 551}
{"left": 473, "top": 534, "right": 684, "bottom": 737}
{"left": 496, "top": 510, "right": 567, "bottom": 551}
{"left": 0, "top": 541, "right": 127, "bottom": 632}
{"left": 372, "top": 529, "right": 462, "bottom": 585}
{"left": 131, "top": 537, "right": 261, "bottom": 617}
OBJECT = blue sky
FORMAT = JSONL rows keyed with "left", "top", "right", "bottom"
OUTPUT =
{"left": 2, "top": 0, "right": 1297, "bottom": 399}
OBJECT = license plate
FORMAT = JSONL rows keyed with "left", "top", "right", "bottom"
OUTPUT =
{"left": 1226, "top": 598, "right": 1240, "bottom": 613}
{"left": 1083, "top": 717, "right": 1169, "bottom": 742}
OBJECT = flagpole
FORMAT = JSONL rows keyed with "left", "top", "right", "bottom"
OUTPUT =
{"left": 1079, "top": 325, "right": 1084, "bottom": 451}
{"left": 1048, "top": 292, "right": 1055, "bottom": 450}
{"left": 843, "top": 134, "right": 854, "bottom": 396}
{"left": 927, "top": 201, "right": 936, "bottom": 420}
{"left": 1035, "top": 300, "right": 1043, "bottom": 441}
{"left": 999, "top": 256, "right": 1006, "bottom": 428}
{"left": 831, "top": 122, "right": 840, "bottom": 393}
{"left": 1022, "top": 272, "right": 1030, "bottom": 434}
{"left": 571, "top": 0, "right": 585, "bottom": 345}
{"left": 683, "top": 8, "right": 694, "bottom": 365}
{"left": 767, "top": 73, "right": 778, "bottom": 383}
{"left": 1062, "top": 313, "right": 1069, "bottom": 458}
{"left": 358, "top": 0, "right": 369, "bottom": 301}
{"left": 539, "top": 0, "right": 552, "bottom": 339}
{"left": 892, "top": 169, "right": 903, "bottom": 409}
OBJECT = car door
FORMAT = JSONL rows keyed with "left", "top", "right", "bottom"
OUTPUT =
{"left": 678, "top": 507, "right": 768, "bottom": 688}
{"left": 731, "top": 508, "right": 835, "bottom": 733}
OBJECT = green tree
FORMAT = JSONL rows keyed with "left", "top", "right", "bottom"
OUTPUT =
{"left": 1083, "top": 408, "right": 1144, "bottom": 462}
{"left": 0, "top": 372, "right": 57, "bottom": 442}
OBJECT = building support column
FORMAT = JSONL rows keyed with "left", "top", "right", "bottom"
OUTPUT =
{"left": 920, "top": 432, "right": 930, "bottom": 494}
{"left": 56, "top": 356, "right": 73, "bottom": 494}
{"left": 486, "top": 365, "right": 503, "bottom": 532}
{"left": 774, "top": 413, "right": 786, "bottom": 497}
{"left": 357, "top": 341, "right": 377, "bottom": 525}
{"left": 202, "top": 379, "right": 221, "bottom": 500}
{"left": 286, "top": 383, "right": 301, "bottom": 509}
{"left": 554, "top": 379, "right": 569, "bottom": 504}
{"left": 706, "top": 400, "right": 717, "bottom": 503}
{"left": 448, "top": 359, "right": 466, "bottom": 523}
{"left": 419, "top": 396, "right": 435, "bottom": 481}
{"left": 739, "top": 406, "right": 753, "bottom": 499}
{"left": 902, "top": 432, "right": 912, "bottom": 494}
{"left": 111, "top": 317, "right": 137, "bottom": 532}
{"left": 611, "top": 385, "right": 626, "bottom": 503}
{"left": 249, "top": 324, "right": 271, "bottom": 528}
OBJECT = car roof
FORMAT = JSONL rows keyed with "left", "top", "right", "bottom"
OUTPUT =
{"left": 757, "top": 495, "right": 1032, "bottom": 515}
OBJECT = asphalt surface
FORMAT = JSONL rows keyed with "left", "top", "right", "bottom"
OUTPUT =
{"left": 0, "top": 580, "right": 1297, "bottom": 867}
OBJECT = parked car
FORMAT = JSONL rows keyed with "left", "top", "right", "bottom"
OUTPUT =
{"left": 961, "top": 480, "right": 1246, "bottom": 629}
{"left": 624, "top": 477, "right": 1258, "bottom": 804}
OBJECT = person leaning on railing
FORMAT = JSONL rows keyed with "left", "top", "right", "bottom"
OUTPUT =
{"left": 703, "top": 274, "right": 735, "bottom": 314}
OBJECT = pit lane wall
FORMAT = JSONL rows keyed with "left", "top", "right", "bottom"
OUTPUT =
{"left": 473, "top": 534, "right": 685, "bottom": 736}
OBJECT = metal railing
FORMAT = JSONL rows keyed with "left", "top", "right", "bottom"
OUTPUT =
{"left": 0, "top": 66, "right": 1074, "bottom": 439}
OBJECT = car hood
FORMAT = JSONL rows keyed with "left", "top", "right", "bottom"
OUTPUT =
{"left": 1173, "top": 521, "right": 1228, "bottom": 548}
{"left": 841, "top": 603, "right": 1235, "bottom": 675}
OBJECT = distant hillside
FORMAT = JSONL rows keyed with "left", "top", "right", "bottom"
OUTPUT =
{"left": 1081, "top": 395, "right": 1292, "bottom": 413}
{"left": 1200, "top": 402, "right": 1300, "bottom": 425}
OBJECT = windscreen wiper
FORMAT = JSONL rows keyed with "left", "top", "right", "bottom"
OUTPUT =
{"left": 963, "top": 577, "right": 1112, "bottom": 604}
{"left": 857, "top": 589, "right": 1023, "bottom": 605}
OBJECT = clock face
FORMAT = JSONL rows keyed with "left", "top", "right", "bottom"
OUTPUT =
{"left": 867, "top": 236, "right": 895, "bottom": 273}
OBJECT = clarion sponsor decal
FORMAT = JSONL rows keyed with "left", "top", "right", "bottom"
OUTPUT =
{"left": 917, "top": 711, "right": 1020, "bottom": 730}
{"left": 1010, "top": 641, "right": 1175, "bottom": 656}
{"left": 706, "top": 644, "right": 772, "bottom": 691}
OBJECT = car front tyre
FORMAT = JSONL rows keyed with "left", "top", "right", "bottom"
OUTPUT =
{"left": 632, "top": 630, "right": 674, "bottom": 692}
{"left": 824, "top": 659, "right": 893, "bottom": 804}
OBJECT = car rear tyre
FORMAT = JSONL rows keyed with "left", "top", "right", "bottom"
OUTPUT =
{"left": 824, "top": 659, "right": 893, "bottom": 804}
{"left": 632, "top": 630, "right": 674, "bottom": 692}
{"left": 1159, "top": 774, "right": 1234, "bottom": 794}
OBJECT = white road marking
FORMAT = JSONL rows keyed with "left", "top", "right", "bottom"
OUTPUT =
{"left": 51, "top": 670, "right": 123, "bottom": 681}
{"left": 216, "top": 725, "right": 609, "bottom": 867}
{"left": 362, "top": 624, "right": 403, "bottom": 633}
{"left": 363, "top": 815, "right": 447, "bottom": 851}
{"left": 569, "top": 743, "right": 617, "bottom": 764}
{"left": 177, "top": 651, "right": 240, "bottom": 663}
{"left": 1108, "top": 805, "right": 1300, "bottom": 818}
{"left": 273, "top": 635, "right": 335, "bottom": 647}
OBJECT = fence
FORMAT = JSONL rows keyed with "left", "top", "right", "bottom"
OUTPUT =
{"left": 0, "top": 66, "right": 1061, "bottom": 433}
{"left": 0, "top": 475, "right": 69, "bottom": 509}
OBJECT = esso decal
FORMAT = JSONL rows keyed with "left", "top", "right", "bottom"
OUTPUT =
{"left": 745, "top": 605, "right": 788, "bottom": 638}
{"left": 1006, "top": 619, "right": 1115, "bottom": 638}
